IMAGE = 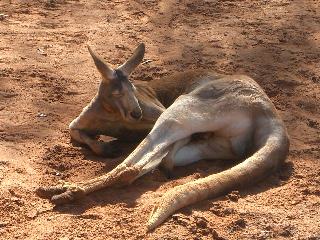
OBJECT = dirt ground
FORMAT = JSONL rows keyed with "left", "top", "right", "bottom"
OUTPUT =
{"left": 0, "top": 0, "right": 319, "bottom": 239}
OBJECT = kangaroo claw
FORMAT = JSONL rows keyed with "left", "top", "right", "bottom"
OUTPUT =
{"left": 36, "top": 184, "right": 66, "bottom": 199}
{"left": 50, "top": 185, "right": 85, "bottom": 205}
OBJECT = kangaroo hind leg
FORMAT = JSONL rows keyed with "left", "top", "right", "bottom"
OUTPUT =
{"left": 164, "top": 134, "right": 237, "bottom": 169}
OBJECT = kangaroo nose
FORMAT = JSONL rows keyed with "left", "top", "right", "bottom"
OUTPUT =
{"left": 130, "top": 110, "right": 142, "bottom": 120}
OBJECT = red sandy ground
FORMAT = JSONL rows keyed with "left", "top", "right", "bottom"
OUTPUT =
{"left": 0, "top": 0, "right": 319, "bottom": 239}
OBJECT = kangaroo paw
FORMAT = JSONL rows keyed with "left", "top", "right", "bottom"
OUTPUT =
{"left": 36, "top": 182, "right": 85, "bottom": 205}
{"left": 99, "top": 141, "right": 123, "bottom": 158}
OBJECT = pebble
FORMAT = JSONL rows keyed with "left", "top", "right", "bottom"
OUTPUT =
{"left": 37, "top": 113, "right": 47, "bottom": 118}
{"left": 227, "top": 190, "right": 240, "bottom": 202}
{"left": 26, "top": 209, "right": 38, "bottom": 219}
{"left": 234, "top": 218, "right": 246, "bottom": 228}
{"left": 195, "top": 218, "right": 207, "bottom": 228}
{"left": 0, "top": 221, "right": 8, "bottom": 228}
{"left": 0, "top": 14, "right": 8, "bottom": 21}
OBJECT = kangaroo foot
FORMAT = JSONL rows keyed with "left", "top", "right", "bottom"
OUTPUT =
{"left": 36, "top": 164, "right": 141, "bottom": 205}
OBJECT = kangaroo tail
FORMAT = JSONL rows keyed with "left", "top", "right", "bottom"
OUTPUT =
{"left": 147, "top": 119, "right": 289, "bottom": 231}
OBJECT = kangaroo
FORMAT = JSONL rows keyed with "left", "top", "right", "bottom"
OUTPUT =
{"left": 37, "top": 43, "right": 290, "bottom": 231}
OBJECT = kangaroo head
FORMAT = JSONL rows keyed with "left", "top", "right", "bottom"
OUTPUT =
{"left": 88, "top": 44, "right": 145, "bottom": 122}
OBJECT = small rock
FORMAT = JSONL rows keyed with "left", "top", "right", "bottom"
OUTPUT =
{"left": 257, "top": 230, "right": 273, "bottom": 240}
{"left": 37, "top": 113, "right": 47, "bottom": 118}
{"left": 279, "top": 229, "right": 292, "bottom": 237}
{"left": 27, "top": 209, "right": 38, "bottom": 219}
{"left": 195, "top": 217, "right": 207, "bottom": 228}
{"left": 302, "top": 188, "right": 311, "bottom": 195}
{"left": 234, "top": 218, "right": 246, "bottom": 228}
{"left": 142, "top": 59, "right": 153, "bottom": 65}
{"left": 0, "top": 221, "right": 8, "bottom": 228}
{"left": 199, "top": 228, "right": 211, "bottom": 236}
{"left": 211, "top": 229, "right": 220, "bottom": 239}
{"left": 171, "top": 214, "right": 190, "bottom": 227}
{"left": 11, "top": 197, "right": 24, "bottom": 206}
{"left": 223, "top": 207, "right": 235, "bottom": 215}
{"left": 115, "top": 44, "right": 126, "bottom": 50}
{"left": 210, "top": 207, "right": 223, "bottom": 216}
{"left": 0, "top": 160, "right": 9, "bottom": 166}
{"left": 0, "top": 14, "right": 8, "bottom": 21}
{"left": 290, "top": 199, "right": 301, "bottom": 205}
{"left": 229, "top": 218, "right": 247, "bottom": 231}
{"left": 277, "top": 225, "right": 293, "bottom": 237}
{"left": 227, "top": 190, "right": 240, "bottom": 202}
{"left": 37, "top": 48, "right": 47, "bottom": 56}
{"left": 210, "top": 206, "right": 235, "bottom": 217}
{"left": 15, "top": 167, "right": 25, "bottom": 174}
{"left": 308, "top": 235, "right": 320, "bottom": 240}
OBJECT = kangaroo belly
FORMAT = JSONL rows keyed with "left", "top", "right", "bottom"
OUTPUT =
{"left": 213, "top": 111, "right": 253, "bottom": 157}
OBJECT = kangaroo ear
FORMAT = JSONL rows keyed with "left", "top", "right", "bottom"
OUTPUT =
{"left": 118, "top": 43, "right": 145, "bottom": 77}
{"left": 87, "top": 45, "right": 115, "bottom": 81}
